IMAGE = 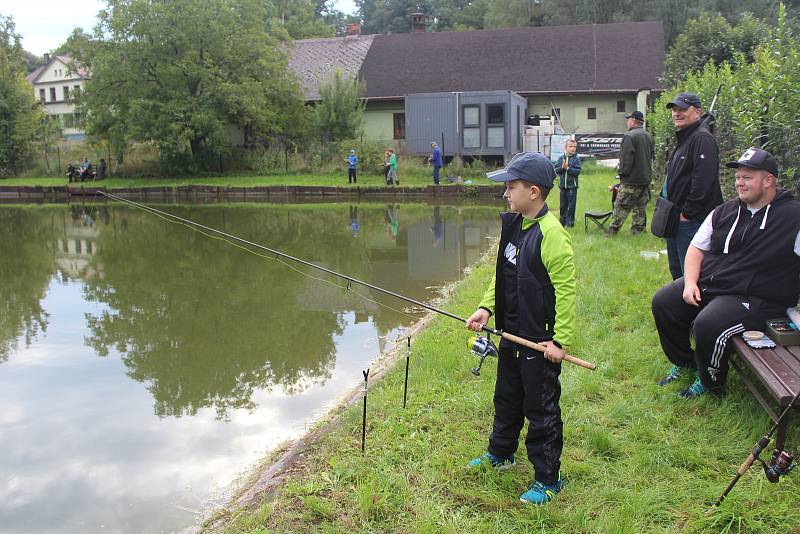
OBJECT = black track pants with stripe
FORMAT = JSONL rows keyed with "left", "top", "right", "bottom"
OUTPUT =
{"left": 488, "top": 342, "right": 563, "bottom": 485}
{"left": 651, "top": 278, "right": 785, "bottom": 391}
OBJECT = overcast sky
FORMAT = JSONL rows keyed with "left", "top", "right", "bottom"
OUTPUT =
{"left": 5, "top": 0, "right": 358, "bottom": 55}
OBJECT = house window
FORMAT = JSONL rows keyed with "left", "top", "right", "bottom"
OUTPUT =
{"left": 462, "top": 105, "right": 480, "bottom": 148}
{"left": 587, "top": 107, "right": 597, "bottom": 120}
{"left": 64, "top": 113, "right": 74, "bottom": 128}
{"left": 63, "top": 86, "right": 70, "bottom": 100}
{"left": 486, "top": 103, "right": 505, "bottom": 148}
{"left": 393, "top": 113, "right": 405, "bottom": 139}
{"left": 39, "top": 89, "right": 45, "bottom": 102}
{"left": 50, "top": 87, "right": 56, "bottom": 102}
{"left": 617, "top": 100, "right": 626, "bottom": 113}
{"left": 74, "top": 85, "right": 80, "bottom": 94}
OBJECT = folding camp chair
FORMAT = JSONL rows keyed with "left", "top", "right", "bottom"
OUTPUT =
{"left": 584, "top": 210, "right": 613, "bottom": 233}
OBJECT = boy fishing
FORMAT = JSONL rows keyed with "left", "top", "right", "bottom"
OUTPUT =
{"left": 465, "top": 151, "right": 576, "bottom": 505}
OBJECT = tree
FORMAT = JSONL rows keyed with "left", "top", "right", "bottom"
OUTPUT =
{"left": 265, "top": 0, "right": 336, "bottom": 40}
{"left": 38, "top": 115, "right": 63, "bottom": 175}
{"left": 71, "top": 0, "right": 306, "bottom": 172}
{"left": 356, "top": 0, "right": 781, "bottom": 47}
{"left": 315, "top": 70, "right": 365, "bottom": 143}
{"left": 662, "top": 12, "right": 770, "bottom": 86}
{"left": 0, "top": 15, "right": 44, "bottom": 176}
{"left": 357, "top": 0, "right": 437, "bottom": 34}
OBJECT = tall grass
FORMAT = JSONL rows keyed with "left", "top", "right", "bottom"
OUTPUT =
{"left": 214, "top": 164, "right": 800, "bottom": 533}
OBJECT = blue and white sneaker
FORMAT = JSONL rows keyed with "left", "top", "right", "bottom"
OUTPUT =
{"left": 678, "top": 376, "right": 708, "bottom": 399}
{"left": 468, "top": 452, "right": 515, "bottom": 469}
{"left": 519, "top": 479, "right": 565, "bottom": 505}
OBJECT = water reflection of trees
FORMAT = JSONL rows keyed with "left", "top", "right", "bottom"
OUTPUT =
{"left": 0, "top": 209, "right": 56, "bottom": 363}
{"left": 81, "top": 205, "right": 392, "bottom": 419}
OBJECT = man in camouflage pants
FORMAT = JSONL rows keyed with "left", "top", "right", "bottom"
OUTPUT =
{"left": 607, "top": 111, "right": 653, "bottom": 236}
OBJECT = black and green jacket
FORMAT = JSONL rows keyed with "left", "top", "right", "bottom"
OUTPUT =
{"left": 479, "top": 207, "right": 576, "bottom": 349}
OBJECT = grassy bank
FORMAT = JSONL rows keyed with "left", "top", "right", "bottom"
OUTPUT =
{"left": 0, "top": 160, "right": 491, "bottom": 189}
{"left": 214, "top": 167, "right": 799, "bottom": 533}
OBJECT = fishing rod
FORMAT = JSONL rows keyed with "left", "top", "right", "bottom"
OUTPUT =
{"left": 98, "top": 191, "right": 596, "bottom": 370}
{"left": 700, "top": 83, "right": 722, "bottom": 134}
{"left": 705, "top": 390, "right": 799, "bottom": 515}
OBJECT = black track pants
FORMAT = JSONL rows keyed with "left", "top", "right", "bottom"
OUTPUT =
{"left": 651, "top": 278, "right": 784, "bottom": 390}
{"left": 488, "top": 343, "right": 563, "bottom": 485}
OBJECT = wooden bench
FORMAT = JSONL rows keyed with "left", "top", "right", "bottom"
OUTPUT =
{"left": 730, "top": 337, "right": 800, "bottom": 450}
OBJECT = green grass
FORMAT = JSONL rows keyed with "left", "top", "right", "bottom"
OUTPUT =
{"left": 0, "top": 173, "right": 445, "bottom": 188}
{"left": 212, "top": 165, "right": 800, "bottom": 533}
{"left": 0, "top": 161, "right": 490, "bottom": 189}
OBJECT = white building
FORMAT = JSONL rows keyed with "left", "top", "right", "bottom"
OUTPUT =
{"left": 26, "top": 54, "right": 89, "bottom": 140}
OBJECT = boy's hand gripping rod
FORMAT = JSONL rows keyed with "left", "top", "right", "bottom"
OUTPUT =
{"left": 479, "top": 325, "right": 595, "bottom": 370}
{"left": 97, "top": 191, "right": 596, "bottom": 370}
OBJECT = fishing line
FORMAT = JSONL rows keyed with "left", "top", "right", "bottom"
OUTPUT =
{"left": 97, "top": 191, "right": 420, "bottom": 320}
{"left": 97, "top": 191, "right": 597, "bottom": 370}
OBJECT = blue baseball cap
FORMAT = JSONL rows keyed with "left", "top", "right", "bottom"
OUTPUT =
{"left": 666, "top": 92, "right": 702, "bottom": 110}
{"left": 486, "top": 152, "right": 555, "bottom": 188}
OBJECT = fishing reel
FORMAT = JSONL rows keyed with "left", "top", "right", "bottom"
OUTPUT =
{"left": 468, "top": 333, "right": 498, "bottom": 376}
{"left": 759, "top": 449, "right": 796, "bottom": 483}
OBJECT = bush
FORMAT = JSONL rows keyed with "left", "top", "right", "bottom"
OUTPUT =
{"left": 650, "top": 5, "right": 800, "bottom": 197}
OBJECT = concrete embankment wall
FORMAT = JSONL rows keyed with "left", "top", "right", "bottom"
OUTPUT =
{"left": 0, "top": 184, "right": 503, "bottom": 203}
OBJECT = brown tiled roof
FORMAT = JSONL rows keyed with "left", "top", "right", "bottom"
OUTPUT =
{"left": 357, "top": 22, "right": 664, "bottom": 99}
{"left": 288, "top": 34, "right": 375, "bottom": 100}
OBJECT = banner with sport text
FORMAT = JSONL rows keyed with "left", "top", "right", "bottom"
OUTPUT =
{"left": 575, "top": 134, "right": 624, "bottom": 158}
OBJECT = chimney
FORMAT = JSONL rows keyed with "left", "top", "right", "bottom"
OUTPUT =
{"left": 411, "top": 13, "right": 427, "bottom": 33}
{"left": 346, "top": 23, "right": 361, "bottom": 36}
{"left": 43, "top": 52, "right": 51, "bottom": 64}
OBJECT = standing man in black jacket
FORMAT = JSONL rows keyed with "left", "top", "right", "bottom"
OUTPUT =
{"left": 660, "top": 92, "right": 722, "bottom": 279}
{"left": 651, "top": 147, "right": 800, "bottom": 398}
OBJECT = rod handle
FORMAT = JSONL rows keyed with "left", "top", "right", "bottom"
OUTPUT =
{"left": 500, "top": 332, "right": 596, "bottom": 370}
{"left": 706, "top": 448, "right": 762, "bottom": 515}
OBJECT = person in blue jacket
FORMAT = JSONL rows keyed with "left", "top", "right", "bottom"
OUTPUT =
{"left": 430, "top": 142, "right": 443, "bottom": 185}
{"left": 553, "top": 139, "right": 581, "bottom": 227}
{"left": 346, "top": 149, "right": 358, "bottom": 184}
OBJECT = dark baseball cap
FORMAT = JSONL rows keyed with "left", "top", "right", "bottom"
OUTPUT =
{"left": 486, "top": 152, "right": 555, "bottom": 188}
{"left": 625, "top": 110, "right": 644, "bottom": 121}
{"left": 666, "top": 92, "right": 702, "bottom": 109}
{"left": 724, "top": 147, "right": 779, "bottom": 176}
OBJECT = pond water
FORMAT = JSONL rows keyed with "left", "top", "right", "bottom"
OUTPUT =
{"left": 0, "top": 200, "right": 503, "bottom": 533}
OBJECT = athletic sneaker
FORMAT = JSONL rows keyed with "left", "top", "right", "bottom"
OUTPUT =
{"left": 519, "top": 479, "right": 565, "bottom": 505}
{"left": 468, "top": 452, "right": 515, "bottom": 469}
{"left": 657, "top": 365, "right": 683, "bottom": 387}
{"left": 679, "top": 376, "right": 708, "bottom": 399}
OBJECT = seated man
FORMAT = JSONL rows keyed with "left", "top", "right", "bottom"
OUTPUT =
{"left": 79, "top": 158, "right": 91, "bottom": 181}
{"left": 651, "top": 147, "right": 800, "bottom": 398}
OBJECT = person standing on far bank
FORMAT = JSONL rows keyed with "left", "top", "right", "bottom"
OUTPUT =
{"left": 387, "top": 149, "right": 398, "bottom": 185}
{"left": 346, "top": 149, "right": 358, "bottom": 184}
{"left": 607, "top": 110, "right": 653, "bottom": 236}
{"left": 430, "top": 142, "right": 443, "bottom": 185}
{"left": 661, "top": 92, "right": 722, "bottom": 279}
